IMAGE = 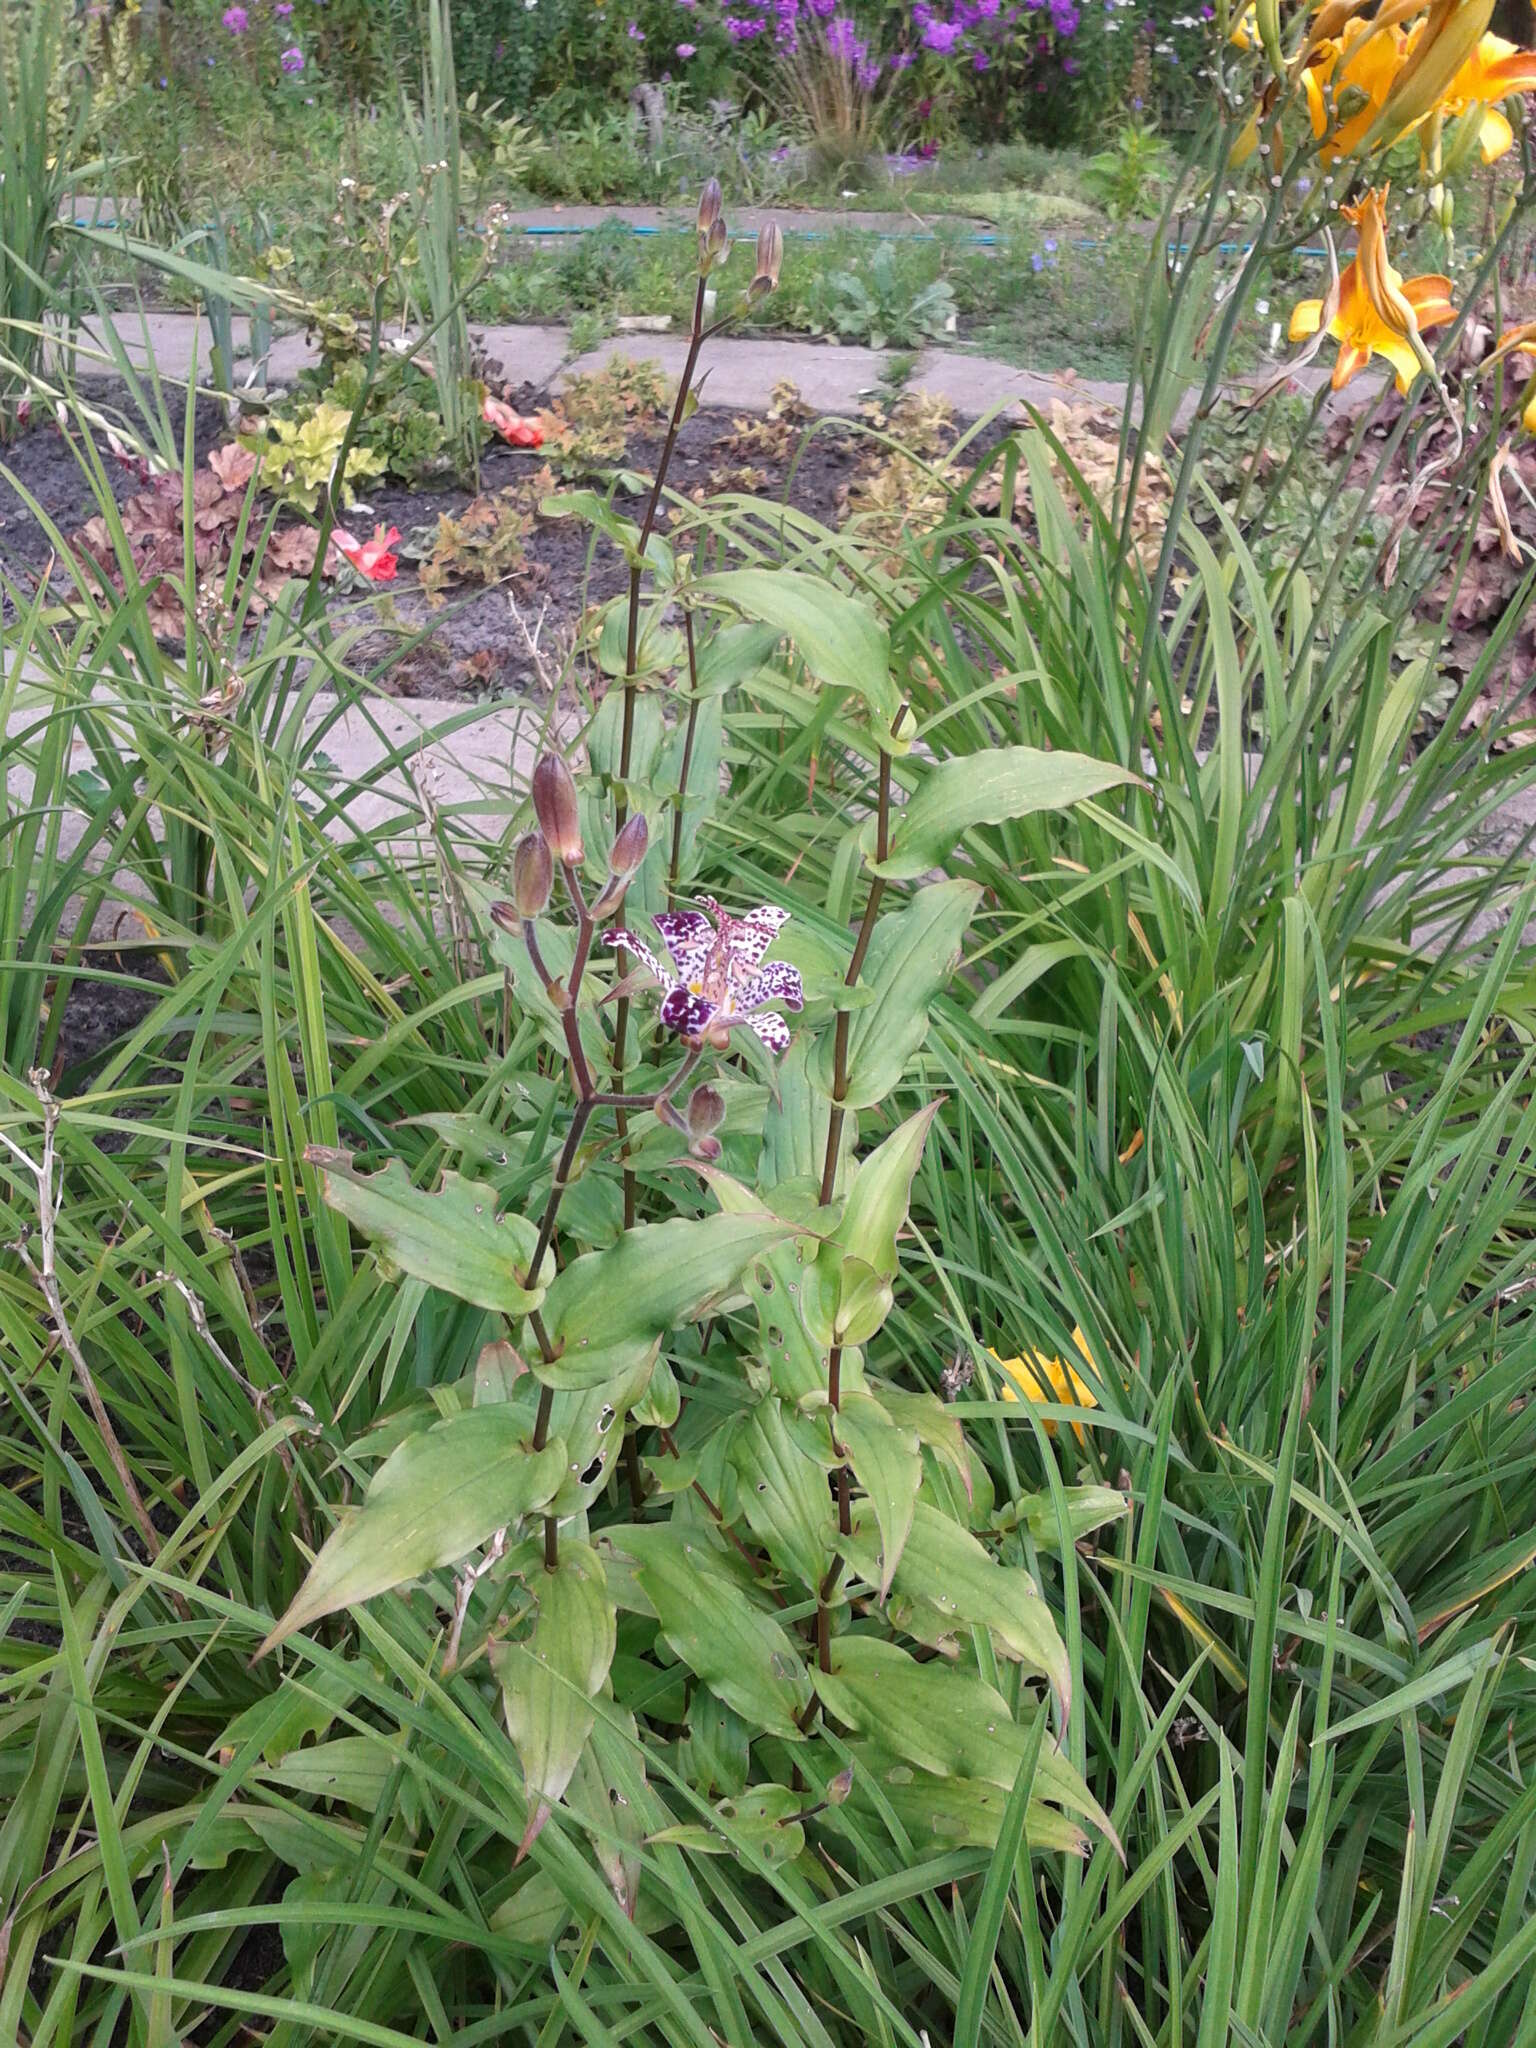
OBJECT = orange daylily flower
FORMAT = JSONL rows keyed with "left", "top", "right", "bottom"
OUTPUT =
{"left": 1433, "top": 32, "right": 1536, "bottom": 161}
{"left": 1288, "top": 187, "right": 1454, "bottom": 394}
{"left": 988, "top": 1327, "right": 1100, "bottom": 1444}
{"left": 1302, "top": 16, "right": 1411, "bottom": 158}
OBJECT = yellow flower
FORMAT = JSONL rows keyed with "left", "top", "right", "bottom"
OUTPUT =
{"left": 1483, "top": 320, "right": 1536, "bottom": 434}
{"left": 1302, "top": 16, "right": 1410, "bottom": 159}
{"left": 1432, "top": 32, "right": 1536, "bottom": 161}
{"left": 1288, "top": 186, "right": 1455, "bottom": 394}
{"left": 988, "top": 1327, "right": 1100, "bottom": 1443}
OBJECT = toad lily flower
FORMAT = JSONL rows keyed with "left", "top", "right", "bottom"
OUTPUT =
{"left": 1288, "top": 187, "right": 1454, "bottom": 394}
{"left": 333, "top": 524, "right": 401, "bottom": 581}
{"left": 988, "top": 1327, "right": 1100, "bottom": 1444}
{"left": 603, "top": 898, "right": 804, "bottom": 1055}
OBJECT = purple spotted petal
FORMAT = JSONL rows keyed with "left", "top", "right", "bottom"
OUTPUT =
{"left": 726, "top": 903, "right": 791, "bottom": 973}
{"left": 651, "top": 908, "right": 712, "bottom": 980}
{"left": 739, "top": 961, "right": 803, "bottom": 1013}
{"left": 744, "top": 1008, "right": 792, "bottom": 1055}
{"left": 603, "top": 928, "right": 667, "bottom": 987}
{"left": 660, "top": 986, "right": 717, "bottom": 1040}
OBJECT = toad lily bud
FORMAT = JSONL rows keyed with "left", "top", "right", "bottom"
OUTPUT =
{"left": 609, "top": 810, "right": 650, "bottom": 879}
{"left": 697, "top": 179, "right": 727, "bottom": 273}
{"left": 590, "top": 811, "right": 650, "bottom": 919}
{"left": 530, "top": 752, "right": 583, "bottom": 864}
{"left": 686, "top": 1090, "right": 725, "bottom": 1158}
{"left": 685, "top": 1084, "right": 725, "bottom": 1139}
{"left": 512, "top": 831, "right": 553, "bottom": 918}
{"left": 748, "top": 221, "right": 783, "bottom": 303}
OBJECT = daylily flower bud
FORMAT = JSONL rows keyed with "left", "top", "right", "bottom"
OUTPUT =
{"left": 688, "top": 1132, "right": 723, "bottom": 1164}
{"left": 609, "top": 811, "right": 650, "bottom": 879}
{"left": 826, "top": 1765, "right": 854, "bottom": 1806}
{"left": 748, "top": 222, "right": 783, "bottom": 303}
{"left": 512, "top": 831, "right": 552, "bottom": 917}
{"left": 531, "top": 753, "right": 583, "bottom": 864}
{"left": 696, "top": 178, "right": 723, "bottom": 238}
{"left": 703, "top": 214, "right": 729, "bottom": 275}
{"left": 685, "top": 1084, "right": 725, "bottom": 1139}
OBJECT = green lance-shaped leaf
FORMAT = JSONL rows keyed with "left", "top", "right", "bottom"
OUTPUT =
{"left": 306, "top": 1150, "right": 548, "bottom": 1316}
{"left": 846, "top": 1499, "right": 1072, "bottom": 1722}
{"left": 259, "top": 1411, "right": 567, "bottom": 1653}
{"left": 491, "top": 1541, "right": 617, "bottom": 1858}
{"left": 690, "top": 620, "right": 783, "bottom": 700}
{"left": 865, "top": 746, "right": 1142, "bottom": 883}
{"left": 835, "top": 1391, "right": 921, "bottom": 1597}
{"left": 616, "top": 1524, "right": 812, "bottom": 1740}
{"left": 811, "top": 1102, "right": 939, "bottom": 1346}
{"left": 857, "top": 1765, "right": 1086, "bottom": 1857}
{"left": 564, "top": 1710, "right": 648, "bottom": 1920}
{"left": 998, "top": 1484, "right": 1131, "bottom": 1551}
{"left": 693, "top": 567, "right": 899, "bottom": 726}
{"left": 877, "top": 1385, "right": 973, "bottom": 1506}
{"left": 731, "top": 1394, "right": 836, "bottom": 1594}
{"left": 812, "top": 1635, "right": 1115, "bottom": 1846}
{"left": 540, "top": 1204, "right": 795, "bottom": 1390}
{"left": 809, "top": 881, "right": 982, "bottom": 1111}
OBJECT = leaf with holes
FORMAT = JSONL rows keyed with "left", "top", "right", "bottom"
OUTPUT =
{"left": 731, "top": 1394, "right": 835, "bottom": 1593}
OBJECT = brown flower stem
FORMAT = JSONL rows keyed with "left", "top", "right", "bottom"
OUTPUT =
{"left": 614, "top": 275, "right": 712, "bottom": 1235}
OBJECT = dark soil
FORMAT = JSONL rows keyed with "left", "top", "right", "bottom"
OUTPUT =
{"left": 0, "top": 382, "right": 861, "bottom": 699}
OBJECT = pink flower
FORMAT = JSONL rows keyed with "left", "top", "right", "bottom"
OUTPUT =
{"left": 604, "top": 899, "right": 804, "bottom": 1055}
{"left": 627, "top": 18, "right": 645, "bottom": 35}
{"left": 333, "top": 524, "right": 400, "bottom": 581}
{"left": 676, "top": 39, "right": 697, "bottom": 53}
{"left": 280, "top": 43, "right": 304, "bottom": 71}
{"left": 222, "top": 5, "right": 248, "bottom": 29}
{"left": 482, "top": 393, "right": 545, "bottom": 447}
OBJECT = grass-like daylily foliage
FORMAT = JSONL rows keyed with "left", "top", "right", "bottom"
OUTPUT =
{"left": 5, "top": 24, "right": 1536, "bottom": 2044}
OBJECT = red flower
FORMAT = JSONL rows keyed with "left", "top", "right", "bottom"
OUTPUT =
{"left": 333, "top": 524, "right": 400, "bottom": 582}
{"left": 482, "top": 394, "right": 545, "bottom": 449}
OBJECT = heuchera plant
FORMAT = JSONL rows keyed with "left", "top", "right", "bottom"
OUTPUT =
{"left": 259, "top": 184, "right": 1139, "bottom": 1900}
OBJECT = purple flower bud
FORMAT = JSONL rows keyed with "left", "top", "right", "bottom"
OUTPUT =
{"left": 685, "top": 1084, "right": 726, "bottom": 1138}
{"left": 608, "top": 810, "right": 650, "bottom": 879}
{"left": 531, "top": 753, "right": 583, "bottom": 864}
{"left": 512, "top": 832, "right": 553, "bottom": 917}
{"left": 749, "top": 220, "right": 783, "bottom": 300}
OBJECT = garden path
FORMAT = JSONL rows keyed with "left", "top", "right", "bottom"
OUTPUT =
{"left": 73, "top": 307, "right": 1237, "bottom": 419}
